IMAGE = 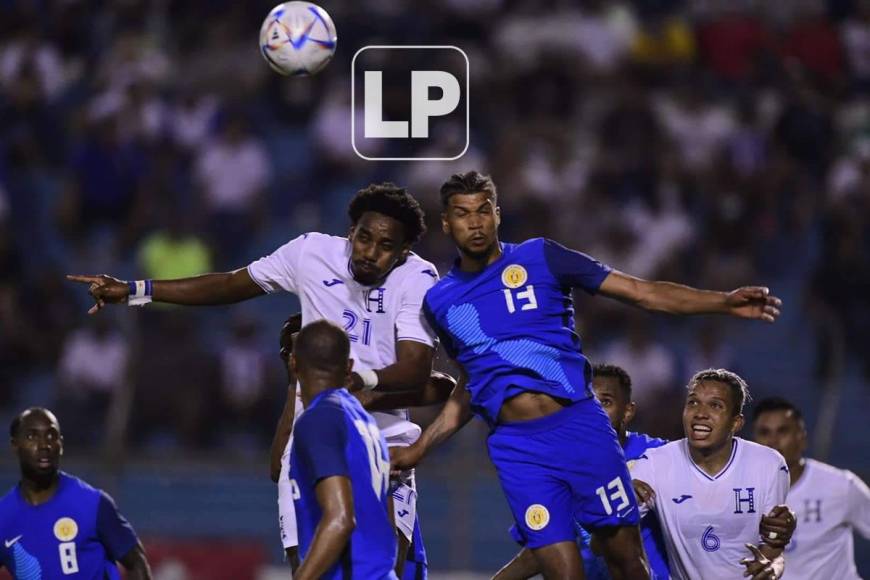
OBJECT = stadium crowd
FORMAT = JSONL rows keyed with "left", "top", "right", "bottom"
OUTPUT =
{"left": 0, "top": 0, "right": 868, "bottom": 454}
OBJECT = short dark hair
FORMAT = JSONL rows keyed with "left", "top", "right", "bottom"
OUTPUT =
{"left": 752, "top": 397, "right": 804, "bottom": 425}
{"left": 439, "top": 171, "right": 497, "bottom": 208}
{"left": 593, "top": 363, "right": 632, "bottom": 401}
{"left": 10, "top": 407, "right": 58, "bottom": 439}
{"left": 688, "top": 369, "right": 751, "bottom": 416}
{"left": 348, "top": 183, "right": 426, "bottom": 245}
{"left": 294, "top": 320, "right": 350, "bottom": 375}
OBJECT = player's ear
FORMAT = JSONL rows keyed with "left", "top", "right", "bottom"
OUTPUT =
{"left": 441, "top": 212, "right": 449, "bottom": 234}
{"left": 494, "top": 205, "right": 501, "bottom": 226}
{"left": 732, "top": 414, "right": 745, "bottom": 434}
{"left": 624, "top": 401, "right": 637, "bottom": 424}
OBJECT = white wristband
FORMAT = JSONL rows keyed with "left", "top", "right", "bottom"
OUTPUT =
{"left": 127, "top": 280, "right": 153, "bottom": 307}
{"left": 358, "top": 369, "right": 379, "bottom": 391}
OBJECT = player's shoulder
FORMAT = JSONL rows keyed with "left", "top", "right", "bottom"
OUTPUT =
{"left": 738, "top": 438, "right": 787, "bottom": 468}
{"left": 0, "top": 484, "right": 19, "bottom": 513}
{"left": 59, "top": 471, "right": 103, "bottom": 500}
{"left": 295, "top": 231, "right": 346, "bottom": 250}
{"left": 636, "top": 438, "right": 680, "bottom": 464}
{"left": 392, "top": 252, "right": 439, "bottom": 286}
{"left": 804, "top": 458, "right": 857, "bottom": 486}
{"left": 296, "top": 391, "right": 349, "bottom": 431}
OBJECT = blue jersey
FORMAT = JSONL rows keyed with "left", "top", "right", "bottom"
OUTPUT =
{"left": 0, "top": 472, "right": 139, "bottom": 580}
{"left": 290, "top": 388, "right": 397, "bottom": 580}
{"left": 424, "top": 238, "right": 611, "bottom": 426}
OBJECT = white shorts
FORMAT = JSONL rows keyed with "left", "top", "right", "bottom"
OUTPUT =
{"left": 277, "top": 443, "right": 298, "bottom": 550}
{"left": 389, "top": 461, "right": 417, "bottom": 543}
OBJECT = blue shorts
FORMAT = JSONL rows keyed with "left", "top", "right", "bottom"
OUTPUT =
{"left": 489, "top": 397, "right": 639, "bottom": 549}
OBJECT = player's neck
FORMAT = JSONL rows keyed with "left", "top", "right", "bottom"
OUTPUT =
{"left": 458, "top": 241, "right": 502, "bottom": 272}
{"left": 688, "top": 438, "right": 734, "bottom": 477}
{"left": 617, "top": 429, "right": 627, "bottom": 448}
{"left": 20, "top": 472, "right": 61, "bottom": 506}
{"left": 789, "top": 457, "right": 806, "bottom": 487}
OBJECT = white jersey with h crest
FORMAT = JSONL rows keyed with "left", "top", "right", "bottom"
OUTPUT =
{"left": 247, "top": 232, "right": 439, "bottom": 445}
{"left": 780, "top": 458, "right": 870, "bottom": 580}
{"left": 629, "top": 437, "right": 789, "bottom": 580}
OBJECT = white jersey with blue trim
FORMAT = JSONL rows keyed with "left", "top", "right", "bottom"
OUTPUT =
{"left": 247, "top": 232, "right": 439, "bottom": 444}
{"left": 780, "top": 458, "right": 870, "bottom": 580}
{"left": 629, "top": 438, "right": 789, "bottom": 580}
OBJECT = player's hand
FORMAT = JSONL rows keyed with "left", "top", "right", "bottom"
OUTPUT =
{"left": 66, "top": 274, "right": 130, "bottom": 314}
{"left": 740, "top": 544, "right": 784, "bottom": 579}
{"left": 279, "top": 313, "right": 302, "bottom": 363}
{"left": 632, "top": 479, "right": 656, "bottom": 507}
{"left": 348, "top": 372, "right": 365, "bottom": 392}
{"left": 759, "top": 505, "right": 795, "bottom": 549}
{"left": 724, "top": 287, "right": 782, "bottom": 323}
{"left": 390, "top": 444, "right": 423, "bottom": 476}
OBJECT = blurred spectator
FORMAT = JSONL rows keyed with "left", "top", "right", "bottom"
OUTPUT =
{"left": 0, "top": 26, "right": 69, "bottom": 102}
{"left": 217, "top": 317, "right": 272, "bottom": 448}
{"left": 58, "top": 117, "right": 148, "bottom": 236}
{"left": 780, "top": 3, "right": 845, "bottom": 83}
{"left": 169, "top": 91, "right": 220, "bottom": 152}
{"left": 655, "top": 84, "right": 737, "bottom": 174}
{"left": 601, "top": 316, "right": 677, "bottom": 408}
{"left": 138, "top": 212, "right": 212, "bottom": 281}
{"left": 841, "top": 3, "right": 870, "bottom": 89}
{"left": 697, "top": 6, "right": 773, "bottom": 84}
{"left": 684, "top": 322, "right": 736, "bottom": 375}
{"left": 193, "top": 112, "right": 272, "bottom": 265}
{"left": 57, "top": 318, "right": 129, "bottom": 445}
{"left": 630, "top": 12, "right": 695, "bottom": 67}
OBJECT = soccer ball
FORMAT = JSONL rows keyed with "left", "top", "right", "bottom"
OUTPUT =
{"left": 259, "top": 2, "right": 337, "bottom": 77}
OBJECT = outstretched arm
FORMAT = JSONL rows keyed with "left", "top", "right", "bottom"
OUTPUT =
{"left": 390, "top": 369, "right": 472, "bottom": 472}
{"left": 598, "top": 271, "right": 782, "bottom": 322}
{"left": 67, "top": 269, "right": 264, "bottom": 314}
{"left": 294, "top": 476, "right": 355, "bottom": 580}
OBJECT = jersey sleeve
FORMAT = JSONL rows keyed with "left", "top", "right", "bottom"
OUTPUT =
{"left": 246, "top": 234, "right": 308, "bottom": 294}
{"left": 763, "top": 452, "right": 790, "bottom": 514}
{"left": 628, "top": 450, "right": 657, "bottom": 515}
{"left": 542, "top": 239, "right": 612, "bottom": 294}
{"left": 96, "top": 491, "right": 139, "bottom": 561}
{"left": 395, "top": 266, "right": 439, "bottom": 347}
{"left": 294, "top": 407, "right": 350, "bottom": 483}
{"left": 844, "top": 470, "right": 870, "bottom": 538}
{"left": 423, "top": 298, "right": 458, "bottom": 359}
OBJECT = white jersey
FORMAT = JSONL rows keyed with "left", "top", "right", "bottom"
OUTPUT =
{"left": 630, "top": 438, "right": 789, "bottom": 580}
{"left": 781, "top": 458, "right": 870, "bottom": 580}
{"left": 248, "top": 232, "right": 439, "bottom": 444}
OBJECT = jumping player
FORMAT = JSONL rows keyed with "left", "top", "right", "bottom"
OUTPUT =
{"left": 69, "top": 183, "right": 442, "bottom": 575}
{"left": 391, "top": 171, "right": 782, "bottom": 578}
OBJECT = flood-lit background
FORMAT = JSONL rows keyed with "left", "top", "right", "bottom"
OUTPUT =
{"left": 1, "top": 0, "right": 868, "bottom": 577}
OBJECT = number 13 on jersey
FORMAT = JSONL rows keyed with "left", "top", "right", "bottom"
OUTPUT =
{"left": 503, "top": 285, "right": 538, "bottom": 314}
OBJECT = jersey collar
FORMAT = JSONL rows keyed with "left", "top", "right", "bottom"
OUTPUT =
{"left": 684, "top": 438, "right": 740, "bottom": 481}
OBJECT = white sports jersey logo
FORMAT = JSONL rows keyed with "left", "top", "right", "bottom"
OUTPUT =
{"left": 4, "top": 535, "right": 22, "bottom": 548}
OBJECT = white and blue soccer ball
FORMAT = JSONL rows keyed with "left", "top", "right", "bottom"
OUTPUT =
{"left": 259, "top": 2, "right": 337, "bottom": 77}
